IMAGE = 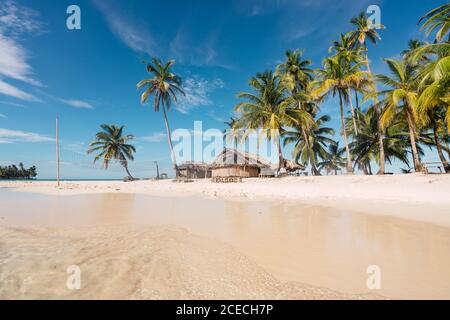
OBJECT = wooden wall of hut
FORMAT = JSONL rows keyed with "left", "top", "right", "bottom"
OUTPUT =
{"left": 211, "top": 166, "right": 259, "bottom": 178}
{"left": 179, "top": 168, "right": 212, "bottom": 179}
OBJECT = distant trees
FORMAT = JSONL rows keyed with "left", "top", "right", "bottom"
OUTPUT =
{"left": 0, "top": 163, "right": 37, "bottom": 179}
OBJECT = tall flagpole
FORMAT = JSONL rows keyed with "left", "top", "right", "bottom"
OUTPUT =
{"left": 56, "top": 116, "right": 60, "bottom": 187}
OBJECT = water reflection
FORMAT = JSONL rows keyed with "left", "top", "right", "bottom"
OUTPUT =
{"left": 1, "top": 190, "right": 450, "bottom": 299}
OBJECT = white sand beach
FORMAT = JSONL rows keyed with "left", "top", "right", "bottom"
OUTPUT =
{"left": 1, "top": 174, "right": 450, "bottom": 300}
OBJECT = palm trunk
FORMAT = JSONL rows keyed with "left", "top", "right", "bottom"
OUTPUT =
{"left": 348, "top": 90, "right": 359, "bottom": 135}
{"left": 123, "top": 163, "right": 134, "bottom": 179}
{"left": 365, "top": 47, "right": 385, "bottom": 175}
{"left": 433, "top": 123, "right": 450, "bottom": 172}
{"left": 162, "top": 107, "right": 178, "bottom": 178}
{"left": 405, "top": 106, "right": 422, "bottom": 172}
{"left": 338, "top": 91, "right": 354, "bottom": 174}
{"left": 234, "top": 137, "right": 238, "bottom": 164}
{"left": 277, "top": 135, "right": 284, "bottom": 171}
{"left": 301, "top": 128, "right": 319, "bottom": 176}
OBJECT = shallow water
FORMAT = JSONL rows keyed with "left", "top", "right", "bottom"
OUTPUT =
{"left": 1, "top": 189, "right": 450, "bottom": 299}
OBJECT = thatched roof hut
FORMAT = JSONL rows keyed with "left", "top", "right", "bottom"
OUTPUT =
{"left": 178, "top": 161, "right": 211, "bottom": 179}
{"left": 210, "top": 149, "right": 271, "bottom": 178}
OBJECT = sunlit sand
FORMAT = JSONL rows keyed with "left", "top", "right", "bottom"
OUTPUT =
{"left": 1, "top": 176, "right": 450, "bottom": 300}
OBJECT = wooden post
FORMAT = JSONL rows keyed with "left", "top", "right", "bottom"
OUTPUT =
{"left": 56, "top": 116, "right": 60, "bottom": 187}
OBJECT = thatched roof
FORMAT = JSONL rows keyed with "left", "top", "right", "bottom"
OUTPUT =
{"left": 178, "top": 161, "right": 209, "bottom": 170}
{"left": 210, "top": 149, "right": 271, "bottom": 169}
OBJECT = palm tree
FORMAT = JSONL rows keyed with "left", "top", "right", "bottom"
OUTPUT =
{"left": 377, "top": 58, "right": 423, "bottom": 172}
{"left": 223, "top": 117, "right": 243, "bottom": 163}
{"left": 349, "top": 11, "right": 387, "bottom": 174}
{"left": 410, "top": 43, "right": 450, "bottom": 131}
{"left": 346, "top": 107, "right": 411, "bottom": 174}
{"left": 276, "top": 49, "right": 319, "bottom": 171}
{"left": 88, "top": 124, "right": 136, "bottom": 179}
{"left": 275, "top": 49, "right": 314, "bottom": 92}
{"left": 418, "top": 3, "right": 450, "bottom": 42}
{"left": 235, "top": 70, "right": 313, "bottom": 170}
{"left": 317, "top": 142, "right": 346, "bottom": 175}
{"left": 136, "top": 57, "right": 185, "bottom": 177}
{"left": 313, "top": 56, "right": 369, "bottom": 173}
{"left": 283, "top": 114, "right": 335, "bottom": 176}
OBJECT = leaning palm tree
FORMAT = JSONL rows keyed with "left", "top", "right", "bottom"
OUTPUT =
{"left": 235, "top": 70, "right": 313, "bottom": 170}
{"left": 136, "top": 57, "right": 185, "bottom": 177}
{"left": 377, "top": 58, "right": 423, "bottom": 172}
{"left": 88, "top": 124, "right": 136, "bottom": 179}
{"left": 348, "top": 11, "right": 387, "bottom": 174}
{"left": 283, "top": 114, "right": 335, "bottom": 176}
{"left": 418, "top": 3, "right": 450, "bottom": 42}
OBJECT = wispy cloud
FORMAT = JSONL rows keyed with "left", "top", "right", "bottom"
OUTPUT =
{"left": 140, "top": 132, "right": 166, "bottom": 142}
{"left": 0, "top": 100, "right": 26, "bottom": 108}
{"left": 59, "top": 98, "right": 93, "bottom": 109}
{"left": 0, "top": 79, "right": 38, "bottom": 101}
{"left": 176, "top": 76, "right": 224, "bottom": 114}
{"left": 93, "top": 0, "right": 156, "bottom": 56}
{"left": 0, "top": 0, "right": 43, "bottom": 100}
{"left": 0, "top": 113, "right": 6, "bottom": 118}
{"left": 0, "top": 128, "right": 54, "bottom": 143}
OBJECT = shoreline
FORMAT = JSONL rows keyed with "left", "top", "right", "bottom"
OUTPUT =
{"left": 2, "top": 174, "right": 450, "bottom": 227}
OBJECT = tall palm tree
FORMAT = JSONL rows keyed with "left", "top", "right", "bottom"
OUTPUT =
{"left": 317, "top": 142, "right": 346, "bottom": 175}
{"left": 283, "top": 114, "right": 335, "bottom": 176}
{"left": 349, "top": 11, "right": 387, "bottom": 174}
{"left": 418, "top": 3, "right": 450, "bottom": 42}
{"left": 87, "top": 124, "right": 136, "bottom": 179}
{"left": 313, "top": 56, "right": 369, "bottom": 173}
{"left": 235, "top": 70, "right": 313, "bottom": 170}
{"left": 136, "top": 57, "right": 185, "bottom": 177}
{"left": 377, "top": 58, "right": 423, "bottom": 172}
{"left": 276, "top": 49, "right": 319, "bottom": 170}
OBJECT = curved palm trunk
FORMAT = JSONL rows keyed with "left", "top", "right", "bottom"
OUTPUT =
{"left": 365, "top": 47, "right": 385, "bottom": 175}
{"left": 405, "top": 106, "right": 422, "bottom": 172}
{"left": 433, "top": 123, "right": 450, "bottom": 172}
{"left": 162, "top": 107, "right": 178, "bottom": 178}
{"left": 123, "top": 163, "right": 134, "bottom": 179}
{"left": 338, "top": 91, "right": 354, "bottom": 174}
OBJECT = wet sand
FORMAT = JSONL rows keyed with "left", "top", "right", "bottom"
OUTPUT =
{"left": 1, "top": 190, "right": 450, "bottom": 299}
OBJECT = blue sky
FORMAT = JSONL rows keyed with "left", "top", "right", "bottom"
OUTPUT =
{"left": 0, "top": 0, "right": 445, "bottom": 178}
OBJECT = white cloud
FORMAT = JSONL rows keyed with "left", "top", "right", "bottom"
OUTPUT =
{"left": 176, "top": 76, "right": 224, "bottom": 114}
{"left": 0, "top": 0, "right": 43, "bottom": 100}
{"left": 0, "top": 113, "right": 6, "bottom": 118}
{"left": 0, "top": 128, "right": 54, "bottom": 143}
{"left": 93, "top": 0, "right": 156, "bottom": 56}
{"left": 141, "top": 132, "right": 166, "bottom": 142}
{"left": 0, "top": 79, "right": 38, "bottom": 101}
{"left": 59, "top": 98, "right": 93, "bottom": 109}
